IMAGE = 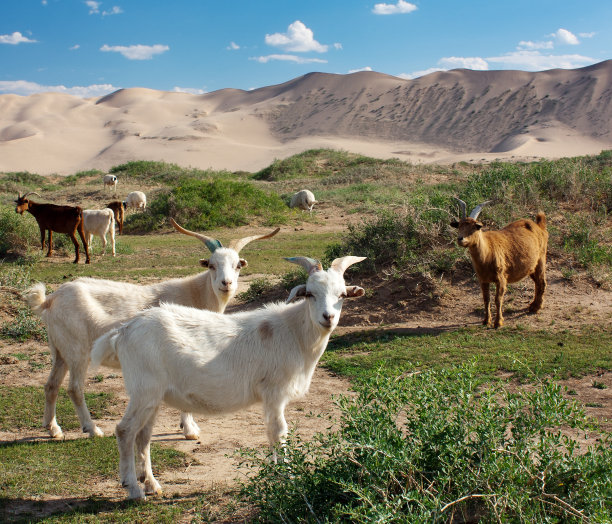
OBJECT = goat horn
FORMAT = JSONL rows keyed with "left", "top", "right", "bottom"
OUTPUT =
{"left": 469, "top": 200, "right": 492, "bottom": 220}
{"left": 453, "top": 197, "right": 467, "bottom": 219}
{"left": 169, "top": 218, "right": 223, "bottom": 253}
{"left": 21, "top": 191, "right": 41, "bottom": 199}
{"left": 228, "top": 227, "right": 280, "bottom": 253}
{"left": 330, "top": 256, "right": 367, "bottom": 275}
{"left": 284, "top": 256, "right": 323, "bottom": 275}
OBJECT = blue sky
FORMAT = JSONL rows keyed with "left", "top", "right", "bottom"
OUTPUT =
{"left": 1, "top": 0, "right": 611, "bottom": 97}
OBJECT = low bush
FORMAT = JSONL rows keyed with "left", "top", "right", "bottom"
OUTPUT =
{"left": 239, "top": 364, "right": 612, "bottom": 522}
{"left": 0, "top": 206, "right": 39, "bottom": 257}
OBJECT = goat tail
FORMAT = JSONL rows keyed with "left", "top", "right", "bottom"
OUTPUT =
{"left": 535, "top": 212, "right": 547, "bottom": 230}
{"left": 90, "top": 328, "right": 120, "bottom": 371}
{"left": 23, "top": 282, "right": 48, "bottom": 317}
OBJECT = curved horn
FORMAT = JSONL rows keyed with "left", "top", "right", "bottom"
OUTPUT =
{"left": 330, "top": 256, "right": 367, "bottom": 275}
{"left": 170, "top": 218, "right": 223, "bottom": 253}
{"left": 453, "top": 197, "right": 467, "bottom": 219}
{"left": 228, "top": 227, "right": 280, "bottom": 253}
{"left": 22, "top": 191, "right": 41, "bottom": 200}
{"left": 284, "top": 256, "right": 323, "bottom": 275}
{"left": 469, "top": 200, "right": 492, "bottom": 220}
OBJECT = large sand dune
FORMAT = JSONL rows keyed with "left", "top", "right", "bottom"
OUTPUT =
{"left": 1, "top": 61, "right": 611, "bottom": 175}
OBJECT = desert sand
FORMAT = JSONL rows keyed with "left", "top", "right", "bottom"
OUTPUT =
{"left": 1, "top": 60, "right": 611, "bottom": 175}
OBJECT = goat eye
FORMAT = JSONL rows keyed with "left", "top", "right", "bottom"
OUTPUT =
{"left": 208, "top": 264, "right": 216, "bottom": 271}
{"left": 304, "top": 292, "right": 313, "bottom": 298}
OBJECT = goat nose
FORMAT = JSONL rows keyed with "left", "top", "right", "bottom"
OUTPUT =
{"left": 222, "top": 279, "right": 232, "bottom": 287}
{"left": 323, "top": 312, "right": 335, "bottom": 321}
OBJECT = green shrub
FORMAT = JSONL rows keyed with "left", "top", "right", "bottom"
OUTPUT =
{"left": 239, "top": 365, "right": 612, "bottom": 522}
{"left": 0, "top": 206, "right": 39, "bottom": 257}
{"left": 238, "top": 277, "right": 276, "bottom": 302}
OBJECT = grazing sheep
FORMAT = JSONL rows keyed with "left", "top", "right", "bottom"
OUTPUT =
{"left": 451, "top": 198, "right": 548, "bottom": 328}
{"left": 290, "top": 189, "right": 316, "bottom": 213}
{"left": 90, "top": 255, "right": 366, "bottom": 500}
{"left": 23, "top": 220, "right": 279, "bottom": 440}
{"left": 83, "top": 209, "right": 115, "bottom": 257}
{"left": 14, "top": 192, "right": 90, "bottom": 264}
{"left": 125, "top": 191, "right": 146, "bottom": 211}
{"left": 103, "top": 174, "right": 117, "bottom": 192}
{"left": 106, "top": 201, "right": 125, "bottom": 235}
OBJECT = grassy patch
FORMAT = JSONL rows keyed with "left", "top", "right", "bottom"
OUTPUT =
{"left": 323, "top": 326, "right": 612, "bottom": 380}
{"left": 0, "top": 386, "right": 114, "bottom": 431}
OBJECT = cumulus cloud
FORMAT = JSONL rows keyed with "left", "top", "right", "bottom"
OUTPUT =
{"left": 265, "top": 21, "right": 328, "bottom": 53}
{"left": 487, "top": 50, "right": 593, "bottom": 70}
{"left": 438, "top": 56, "right": 489, "bottom": 70}
{"left": 0, "top": 31, "right": 37, "bottom": 45}
{"left": 102, "top": 6, "right": 123, "bottom": 16}
{"left": 372, "top": 0, "right": 417, "bottom": 15}
{"left": 517, "top": 40, "right": 554, "bottom": 50}
{"left": 86, "top": 1, "right": 100, "bottom": 14}
{"left": 0, "top": 80, "right": 118, "bottom": 97}
{"left": 250, "top": 54, "right": 327, "bottom": 64}
{"left": 553, "top": 28, "right": 579, "bottom": 45}
{"left": 100, "top": 44, "right": 169, "bottom": 60}
{"left": 349, "top": 66, "right": 373, "bottom": 73}
{"left": 227, "top": 41, "right": 240, "bottom": 50}
{"left": 172, "top": 86, "right": 207, "bottom": 95}
{"left": 69, "top": 44, "right": 80, "bottom": 50}
{"left": 334, "top": 42, "right": 343, "bottom": 50}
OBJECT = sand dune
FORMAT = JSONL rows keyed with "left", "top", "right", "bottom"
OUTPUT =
{"left": 1, "top": 61, "right": 611, "bottom": 175}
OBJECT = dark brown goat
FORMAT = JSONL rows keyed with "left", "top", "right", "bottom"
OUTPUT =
{"left": 106, "top": 201, "right": 125, "bottom": 235}
{"left": 451, "top": 199, "right": 547, "bottom": 328}
{"left": 15, "top": 192, "right": 90, "bottom": 264}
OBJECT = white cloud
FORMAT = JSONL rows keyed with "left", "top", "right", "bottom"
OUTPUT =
{"left": 517, "top": 40, "right": 554, "bottom": 50}
{"left": 579, "top": 32, "right": 596, "bottom": 38}
{"left": 265, "top": 21, "right": 328, "bottom": 53}
{"left": 86, "top": 1, "right": 100, "bottom": 14}
{"left": 100, "top": 44, "right": 169, "bottom": 60}
{"left": 0, "top": 80, "right": 118, "bottom": 97}
{"left": 438, "top": 56, "right": 489, "bottom": 70}
{"left": 172, "top": 86, "right": 207, "bottom": 95}
{"left": 334, "top": 42, "right": 343, "bottom": 50}
{"left": 102, "top": 6, "right": 123, "bottom": 16}
{"left": 486, "top": 50, "right": 594, "bottom": 70}
{"left": 553, "top": 28, "right": 579, "bottom": 45}
{"left": 227, "top": 41, "right": 240, "bottom": 50}
{"left": 0, "top": 31, "right": 37, "bottom": 45}
{"left": 69, "top": 44, "right": 80, "bottom": 50}
{"left": 372, "top": 0, "right": 417, "bottom": 15}
{"left": 398, "top": 67, "right": 445, "bottom": 79}
{"left": 41, "top": 0, "right": 47, "bottom": 5}
{"left": 250, "top": 54, "right": 327, "bottom": 64}
{"left": 349, "top": 66, "right": 373, "bottom": 73}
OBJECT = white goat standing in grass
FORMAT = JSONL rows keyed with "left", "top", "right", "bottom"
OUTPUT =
{"left": 23, "top": 219, "right": 279, "bottom": 440}
{"left": 290, "top": 189, "right": 316, "bottom": 213}
{"left": 103, "top": 174, "right": 117, "bottom": 192}
{"left": 125, "top": 191, "right": 146, "bottom": 211}
{"left": 82, "top": 208, "right": 116, "bottom": 257}
{"left": 90, "top": 255, "right": 366, "bottom": 500}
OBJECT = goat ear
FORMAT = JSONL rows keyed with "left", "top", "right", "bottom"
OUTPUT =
{"left": 345, "top": 286, "right": 365, "bottom": 298}
{"left": 475, "top": 222, "right": 483, "bottom": 230}
{"left": 286, "top": 284, "right": 307, "bottom": 304}
{"left": 199, "top": 258, "right": 209, "bottom": 267}
{"left": 239, "top": 258, "right": 248, "bottom": 269}
{"left": 450, "top": 220, "right": 459, "bottom": 228}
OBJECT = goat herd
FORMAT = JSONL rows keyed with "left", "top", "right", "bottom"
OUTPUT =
{"left": 12, "top": 175, "right": 548, "bottom": 500}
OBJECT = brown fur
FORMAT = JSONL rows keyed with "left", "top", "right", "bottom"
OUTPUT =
{"left": 14, "top": 196, "right": 90, "bottom": 264}
{"left": 106, "top": 201, "right": 125, "bottom": 235}
{"left": 451, "top": 211, "right": 548, "bottom": 328}
{"left": 258, "top": 321, "right": 274, "bottom": 340}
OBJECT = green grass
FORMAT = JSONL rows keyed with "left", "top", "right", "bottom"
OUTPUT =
{"left": 323, "top": 326, "right": 612, "bottom": 380}
{"left": 0, "top": 386, "right": 114, "bottom": 431}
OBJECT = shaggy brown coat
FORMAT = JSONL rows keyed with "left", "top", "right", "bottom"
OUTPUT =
{"left": 106, "top": 201, "right": 125, "bottom": 235}
{"left": 451, "top": 212, "right": 548, "bottom": 328}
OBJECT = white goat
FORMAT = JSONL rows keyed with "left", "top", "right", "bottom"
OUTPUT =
{"left": 90, "top": 255, "right": 365, "bottom": 500}
{"left": 83, "top": 208, "right": 116, "bottom": 257}
{"left": 103, "top": 174, "right": 117, "bottom": 192}
{"left": 125, "top": 191, "right": 146, "bottom": 211}
{"left": 290, "top": 189, "right": 316, "bottom": 213}
{"left": 23, "top": 219, "right": 279, "bottom": 440}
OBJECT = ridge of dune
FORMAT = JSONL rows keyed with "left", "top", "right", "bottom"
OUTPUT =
{"left": 1, "top": 61, "right": 611, "bottom": 175}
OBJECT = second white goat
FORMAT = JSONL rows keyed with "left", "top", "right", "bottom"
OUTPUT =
{"left": 83, "top": 208, "right": 116, "bottom": 257}
{"left": 91, "top": 255, "right": 365, "bottom": 500}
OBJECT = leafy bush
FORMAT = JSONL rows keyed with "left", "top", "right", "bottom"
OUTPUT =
{"left": 238, "top": 277, "right": 276, "bottom": 302}
{"left": 0, "top": 206, "right": 39, "bottom": 257}
{"left": 239, "top": 365, "right": 612, "bottom": 522}
{"left": 109, "top": 160, "right": 219, "bottom": 185}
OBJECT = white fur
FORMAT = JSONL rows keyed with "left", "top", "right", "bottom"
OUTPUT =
{"left": 125, "top": 191, "right": 146, "bottom": 211}
{"left": 90, "top": 256, "right": 364, "bottom": 500}
{"left": 83, "top": 209, "right": 115, "bottom": 257}
{"left": 103, "top": 174, "right": 117, "bottom": 192}
{"left": 23, "top": 245, "right": 254, "bottom": 440}
{"left": 289, "top": 189, "right": 316, "bottom": 213}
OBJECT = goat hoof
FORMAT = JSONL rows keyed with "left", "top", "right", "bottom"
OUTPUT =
{"left": 144, "top": 479, "right": 162, "bottom": 496}
{"left": 49, "top": 428, "right": 64, "bottom": 440}
{"left": 87, "top": 427, "right": 104, "bottom": 437}
{"left": 184, "top": 432, "right": 199, "bottom": 440}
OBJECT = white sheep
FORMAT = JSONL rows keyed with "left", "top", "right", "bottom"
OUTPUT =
{"left": 23, "top": 219, "right": 279, "bottom": 440}
{"left": 103, "top": 174, "right": 117, "bottom": 192}
{"left": 90, "top": 255, "right": 365, "bottom": 500}
{"left": 290, "top": 189, "right": 316, "bottom": 213}
{"left": 125, "top": 191, "right": 146, "bottom": 211}
{"left": 82, "top": 208, "right": 116, "bottom": 257}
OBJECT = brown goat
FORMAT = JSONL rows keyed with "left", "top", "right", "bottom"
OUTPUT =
{"left": 15, "top": 192, "right": 90, "bottom": 264}
{"left": 451, "top": 199, "right": 547, "bottom": 328}
{"left": 106, "top": 201, "right": 125, "bottom": 235}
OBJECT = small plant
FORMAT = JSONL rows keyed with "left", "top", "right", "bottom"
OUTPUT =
{"left": 238, "top": 277, "right": 275, "bottom": 302}
{"left": 592, "top": 380, "right": 608, "bottom": 390}
{"left": 93, "top": 374, "right": 104, "bottom": 383}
